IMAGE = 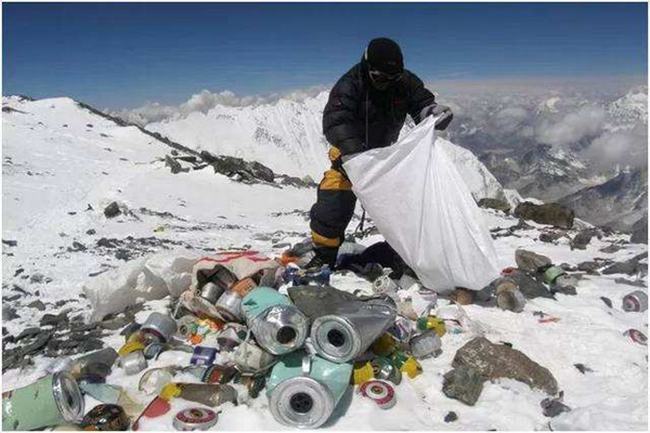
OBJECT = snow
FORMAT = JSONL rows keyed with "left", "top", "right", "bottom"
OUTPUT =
{"left": 2, "top": 96, "right": 648, "bottom": 431}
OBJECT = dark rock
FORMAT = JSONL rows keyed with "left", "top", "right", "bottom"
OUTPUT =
{"left": 515, "top": 249, "right": 552, "bottom": 273}
{"left": 15, "top": 327, "right": 41, "bottom": 341}
{"left": 574, "top": 363, "right": 593, "bottom": 374}
{"left": 503, "top": 269, "right": 554, "bottom": 299}
{"left": 550, "top": 284, "right": 576, "bottom": 296}
{"left": 541, "top": 393, "right": 571, "bottom": 417}
{"left": 444, "top": 411, "right": 458, "bottom": 423}
{"left": 602, "top": 257, "right": 644, "bottom": 275}
{"left": 86, "top": 123, "right": 93, "bottom": 128}
{"left": 165, "top": 155, "right": 185, "bottom": 174}
{"left": 514, "top": 202, "right": 574, "bottom": 229}
{"left": 577, "top": 261, "right": 602, "bottom": 274}
{"left": 27, "top": 300, "right": 46, "bottom": 311}
{"left": 570, "top": 229, "right": 598, "bottom": 250}
{"left": 115, "top": 249, "right": 133, "bottom": 261}
{"left": 29, "top": 273, "right": 46, "bottom": 283}
{"left": 442, "top": 366, "right": 484, "bottom": 406}
{"left": 599, "top": 244, "right": 623, "bottom": 254}
{"left": 86, "top": 229, "right": 96, "bottom": 235}
{"left": 78, "top": 338, "right": 105, "bottom": 353}
{"left": 630, "top": 213, "right": 647, "bottom": 244}
{"left": 478, "top": 198, "right": 511, "bottom": 214}
{"left": 451, "top": 337, "right": 558, "bottom": 395}
{"left": 3, "top": 305, "right": 19, "bottom": 320}
{"left": 614, "top": 277, "right": 646, "bottom": 287}
{"left": 2, "top": 239, "right": 18, "bottom": 247}
{"left": 14, "top": 268, "right": 24, "bottom": 277}
{"left": 103, "top": 201, "right": 121, "bottom": 218}
{"left": 209, "top": 154, "right": 276, "bottom": 184}
{"left": 539, "top": 231, "right": 566, "bottom": 243}
{"left": 96, "top": 237, "right": 119, "bottom": 248}
{"left": 68, "top": 241, "right": 87, "bottom": 252}
{"left": 600, "top": 297, "right": 613, "bottom": 308}
{"left": 40, "top": 311, "right": 69, "bottom": 327}
{"left": 100, "top": 316, "right": 131, "bottom": 330}
{"left": 86, "top": 204, "right": 94, "bottom": 211}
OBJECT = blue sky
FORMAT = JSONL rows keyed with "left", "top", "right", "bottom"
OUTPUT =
{"left": 3, "top": 2, "right": 647, "bottom": 109}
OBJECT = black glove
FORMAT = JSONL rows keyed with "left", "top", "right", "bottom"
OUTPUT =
{"left": 420, "top": 104, "right": 453, "bottom": 130}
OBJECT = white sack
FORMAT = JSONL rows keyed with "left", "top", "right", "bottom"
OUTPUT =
{"left": 343, "top": 116, "right": 500, "bottom": 293}
{"left": 82, "top": 251, "right": 197, "bottom": 322}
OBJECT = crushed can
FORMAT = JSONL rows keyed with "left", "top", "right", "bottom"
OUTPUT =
{"left": 173, "top": 407, "right": 218, "bottom": 431}
{"left": 370, "top": 357, "right": 402, "bottom": 385}
{"left": 120, "top": 350, "right": 148, "bottom": 375}
{"left": 191, "top": 346, "right": 218, "bottom": 366}
{"left": 233, "top": 340, "right": 277, "bottom": 374}
{"left": 311, "top": 298, "right": 397, "bottom": 363}
{"left": 173, "top": 383, "right": 238, "bottom": 408}
{"left": 358, "top": 380, "right": 396, "bottom": 410}
{"left": 141, "top": 312, "right": 178, "bottom": 343}
{"left": 386, "top": 317, "right": 413, "bottom": 343}
{"left": 201, "top": 365, "right": 237, "bottom": 384}
{"left": 217, "top": 323, "right": 247, "bottom": 352}
{"left": 199, "top": 282, "right": 225, "bottom": 305}
{"left": 214, "top": 290, "right": 243, "bottom": 322}
{"left": 622, "top": 291, "right": 648, "bottom": 312}
{"left": 242, "top": 286, "right": 309, "bottom": 355}
{"left": 284, "top": 264, "right": 331, "bottom": 286}
{"left": 2, "top": 372, "right": 85, "bottom": 431}
{"left": 624, "top": 329, "right": 648, "bottom": 346}
{"left": 80, "top": 404, "right": 130, "bottom": 431}
{"left": 409, "top": 330, "right": 442, "bottom": 359}
{"left": 267, "top": 352, "right": 352, "bottom": 428}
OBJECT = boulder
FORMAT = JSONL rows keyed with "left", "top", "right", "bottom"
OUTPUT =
{"left": 103, "top": 202, "right": 121, "bottom": 218}
{"left": 630, "top": 214, "right": 647, "bottom": 244}
{"left": 442, "top": 366, "right": 484, "bottom": 406}
{"left": 514, "top": 202, "right": 574, "bottom": 229}
{"left": 451, "top": 337, "right": 558, "bottom": 395}
{"left": 478, "top": 198, "right": 511, "bottom": 214}
{"left": 503, "top": 269, "right": 554, "bottom": 299}
{"left": 165, "top": 155, "right": 184, "bottom": 174}
{"left": 570, "top": 229, "right": 601, "bottom": 250}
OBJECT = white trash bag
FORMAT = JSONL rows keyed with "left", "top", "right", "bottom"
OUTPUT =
{"left": 343, "top": 116, "right": 499, "bottom": 293}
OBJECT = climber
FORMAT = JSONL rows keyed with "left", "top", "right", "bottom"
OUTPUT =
{"left": 307, "top": 37, "right": 453, "bottom": 269}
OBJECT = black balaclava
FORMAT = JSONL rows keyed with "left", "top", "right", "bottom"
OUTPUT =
{"left": 364, "top": 38, "right": 404, "bottom": 91}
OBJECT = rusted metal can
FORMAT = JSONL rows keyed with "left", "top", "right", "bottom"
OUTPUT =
{"left": 80, "top": 404, "right": 130, "bottom": 431}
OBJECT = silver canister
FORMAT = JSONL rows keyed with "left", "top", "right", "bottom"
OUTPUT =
{"left": 200, "top": 282, "right": 225, "bottom": 305}
{"left": 310, "top": 299, "right": 397, "bottom": 363}
{"left": 248, "top": 305, "right": 309, "bottom": 355}
{"left": 622, "top": 290, "right": 648, "bottom": 312}
{"left": 409, "top": 330, "right": 442, "bottom": 359}
{"left": 120, "top": 350, "right": 148, "bottom": 375}
{"left": 141, "top": 312, "right": 178, "bottom": 343}
{"left": 214, "top": 290, "right": 243, "bottom": 322}
{"left": 269, "top": 376, "right": 335, "bottom": 429}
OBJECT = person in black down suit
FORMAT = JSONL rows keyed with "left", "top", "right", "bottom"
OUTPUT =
{"left": 307, "top": 37, "right": 453, "bottom": 269}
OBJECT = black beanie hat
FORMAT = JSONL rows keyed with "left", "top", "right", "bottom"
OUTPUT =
{"left": 364, "top": 38, "right": 404, "bottom": 74}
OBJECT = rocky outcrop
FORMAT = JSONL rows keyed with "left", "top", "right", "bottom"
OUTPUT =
{"left": 478, "top": 198, "right": 511, "bottom": 214}
{"left": 444, "top": 337, "right": 558, "bottom": 406}
{"left": 514, "top": 202, "right": 575, "bottom": 229}
{"left": 630, "top": 213, "right": 648, "bottom": 244}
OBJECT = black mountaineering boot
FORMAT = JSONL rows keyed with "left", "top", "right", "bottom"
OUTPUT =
{"left": 304, "top": 246, "right": 338, "bottom": 271}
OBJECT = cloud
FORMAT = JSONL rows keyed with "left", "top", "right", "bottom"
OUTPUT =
{"left": 112, "top": 85, "right": 329, "bottom": 126}
{"left": 536, "top": 106, "right": 606, "bottom": 147}
{"left": 581, "top": 124, "right": 648, "bottom": 170}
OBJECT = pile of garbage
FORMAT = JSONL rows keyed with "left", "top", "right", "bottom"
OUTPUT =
{"left": 2, "top": 241, "right": 647, "bottom": 431}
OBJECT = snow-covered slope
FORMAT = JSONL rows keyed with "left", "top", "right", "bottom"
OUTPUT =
{"left": 147, "top": 92, "right": 331, "bottom": 181}
{"left": 146, "top": 92, "right": 517, "bottom": 205}
{"left": 2, "top": 95, "right": 647, "bottom": 431}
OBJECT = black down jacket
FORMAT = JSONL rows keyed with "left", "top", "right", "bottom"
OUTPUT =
{"left": 322, "top": 60, "right": 437, "bottom": 155}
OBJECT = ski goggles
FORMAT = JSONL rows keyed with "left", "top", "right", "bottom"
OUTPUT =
{"left": 369, "top": 69, "right": 403, "bottom": 84}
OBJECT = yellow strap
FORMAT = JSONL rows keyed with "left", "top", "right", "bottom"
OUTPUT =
{"left": 328, "top": 146, "right": 342, "bottom": 162}
{"left": 311, "top": 230, "right": 341, "bottom": 248}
